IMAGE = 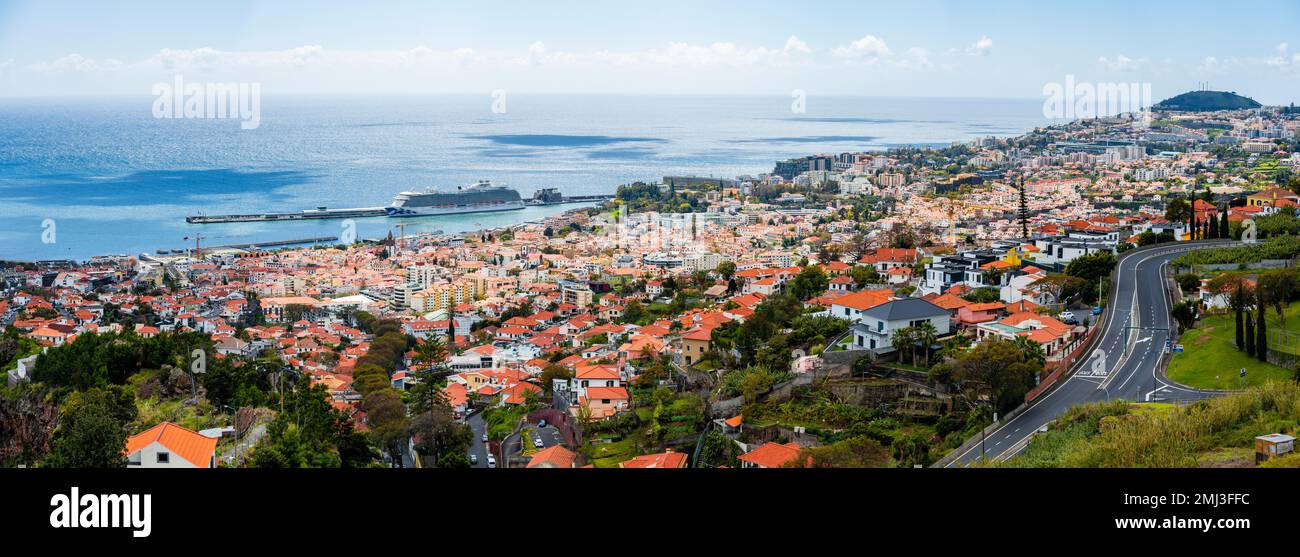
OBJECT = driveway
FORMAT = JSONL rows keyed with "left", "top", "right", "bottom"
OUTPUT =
{"left": 501, "top": 423, "right": 564, "bottom": 463}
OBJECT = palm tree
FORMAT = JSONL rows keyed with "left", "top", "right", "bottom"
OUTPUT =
{"left": 1011, "top": 335, "right": 1047, "bottom": 368}
{"left": 891, "top": 327, "right": 916, "bottom": 365}
{"left": 913, "top": 322, "right": 938, "bottom": 367}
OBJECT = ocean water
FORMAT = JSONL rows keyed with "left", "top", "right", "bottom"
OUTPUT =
{"left": 0, "top": 94, "right": 1048, "bottom": 261}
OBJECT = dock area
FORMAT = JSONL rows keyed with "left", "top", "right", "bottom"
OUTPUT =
{"left": 186, "top": 207, "right": 387, "bottom": 224}
{"left": 185, "top": 193, "right": 615, "bottom": 224}
{"left": 156, "top": 236, "right": 340, "bottom": 254}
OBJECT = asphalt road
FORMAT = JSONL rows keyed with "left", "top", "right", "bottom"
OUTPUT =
{"left": 467, "top": 410, "right": 564, "bottom": 468}
{"left": 947, "top": 243, "right": 1227, "bottom": 467}
{"left": 467, "top": 410, "right": 488, "bottom": 468}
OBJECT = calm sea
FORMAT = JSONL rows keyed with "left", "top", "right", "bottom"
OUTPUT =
{"left": 0, "top": 94, "right": 1047, "bottom": 261}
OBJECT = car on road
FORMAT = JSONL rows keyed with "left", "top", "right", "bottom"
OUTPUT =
{"left": 469, "top": 454, "right": 477, "bottom": 465}
{"left": 486, "top": 455, "right": 496, "bottom": 468}
{"left": 1058, "top": 311, "right": 1077, "bottom": 324}
{"left": 533, "top": 436, "right": 544, "bottom": 448}
{"left": 482, "top": 433, "right": 488, "bottom": 442}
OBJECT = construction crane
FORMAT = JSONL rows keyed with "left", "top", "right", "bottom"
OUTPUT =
{"left": 182, "top": 234, "right": 236, "bottom": 260}
{"left": 182, "top": 234, "right": 207, "bottom": 260}
{"left": 392, "top": 223, "right": 412, "bottom": 255}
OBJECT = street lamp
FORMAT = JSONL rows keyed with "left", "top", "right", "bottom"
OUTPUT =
{"left": 221, "top": 404, "right": 241, "bottom": 466}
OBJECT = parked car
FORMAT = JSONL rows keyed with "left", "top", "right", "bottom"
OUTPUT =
{"left": 482, "top": 433, "right": 488, "bottom": 442}
{"left": 538, "top": 419, "right": 547, "bottom": 428}
{"left": 469, "top": 454, "right": 478, "bottom": 465}
{"left": 533, "top": 436, "right": 544, "bottom": 448}
{"left": 1058, "top": 311, "right": 1077, "bottom": 324}
{"left": 486, "top": 455, "right": 496, "bottom": 468}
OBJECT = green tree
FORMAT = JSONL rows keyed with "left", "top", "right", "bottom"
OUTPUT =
{"left": 788, "top": 265, "right": 830, "bottom": 300}
{"left": 1010, "top": 335, "right": 1047, "bottom": 368}
{"left": 913, "top": 321, "right": 938, "bottom": 367}
{"left": 1256, "top": 293, "right": 1268, "bottom": 362}
{"left": 250, "top": 383, "right": 372, "bottom": 468}
{"left": 716, "top": 261, "right": 737, "bottom": 282}
{"left": 1170, "top": 300, "right": 1197, "bottom": 331}
{"left": 953, "top": 339, "right": 1040, "bottom": 415}
{"left": 1234, "top": 282, "right": 1247, "bottom": 351}
{"left": 851, "top": 265, "right": 882, "bottom": 286}
{"left": 362, "top": 388, "right": 410, "bottom": 466}
{"left": 891, "top": 327, "right": 917, "bottom": 366}
{"left": 46, "top": 387, "right": 137, "bottom": 468}
{"left": 1174, "top": 273, "right": 1201, "bottom": 293}
{"left": 1065, "top": 251, "right": 1117, "bottom": 303}
{"left": 539, "top": 364, "right": 574, "bottom": 394}
{"left": 1164, "top": 198, "right": 1192, "bottom": 227}
{"left": 696, "top": 429, "right": 741, "bottom": 468}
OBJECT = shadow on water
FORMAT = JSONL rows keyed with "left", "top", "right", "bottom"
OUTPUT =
{"left": 0, "top": 168, "right": 317, "bottom": 205}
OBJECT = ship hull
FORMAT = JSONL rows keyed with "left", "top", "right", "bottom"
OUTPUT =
{"left": 384, "top": 201, "right": 526, "bottom": 217}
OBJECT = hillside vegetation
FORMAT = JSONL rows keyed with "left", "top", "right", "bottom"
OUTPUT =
{"left": 1003, "top": 381, "right": 1300, "bottom": 467}
{"left": 1154, "top": 90, "right": 1262, "bottom": 112}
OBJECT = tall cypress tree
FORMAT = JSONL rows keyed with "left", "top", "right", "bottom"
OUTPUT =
{"left": 446, "top": 304, "right": 456, "bottom": 351}
{"left": 1234, "top": 283, "right": 1245, "bottom": 351}
{"left": 1220, "top": 211, "right": 1229, "bottom": 239}
{"left": 1245, "top": 308, "right": 1256, "bottom": 357}
{"left": 1017, "top": 178, "right": 1029, "bottom": 239}
{"left": 1257, "top": 291, "right": 1269, "bottom": 362}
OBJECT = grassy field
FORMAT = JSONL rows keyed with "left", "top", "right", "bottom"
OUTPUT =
{"left": 1005, "top": 383, "right": 1300, "bottom": 467}
{"left": 1171, "top": 308, "right": 1295, "bottom": 390}
{"left": 587, "top": 436, "right": 637, "bottom": 468}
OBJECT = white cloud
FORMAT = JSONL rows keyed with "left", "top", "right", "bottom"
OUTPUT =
{"left": 1267, "top": 42, "right": 1295, "bottom": 67}
{"left": 832, "top": 35, "right": 892, "bottom": 59}
{"left": 966, "top": 36, "right": 993, "bottom": 56}
{"left": 783, "top": 35, "right": 811, "bottom": 55}
{"left": 26, "top": 53, "right": 124, "bottom": 72}
{"left": 900, "top": 47, "right": 932, "bottom": 70}
{"left": 1097, "top": 54, "right": 1148, "bottom": 72}
{"left": 527, "top": 41, "right": 547, "bottom": 64}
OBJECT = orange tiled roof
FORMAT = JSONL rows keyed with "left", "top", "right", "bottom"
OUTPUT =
{"left": 832, "top": 289, "right": 893, "bottom": 311}
{"left": 738, "top": 441, "right": 803, "bottom": 468}
{"left": 527, "top": 445, "right": 578, "bottom": 468}
{"left": 124, "top": 422, "right": 218, "bottom": 468}
{"left": 620, "top": 451, "right": 688, "bottom": 469}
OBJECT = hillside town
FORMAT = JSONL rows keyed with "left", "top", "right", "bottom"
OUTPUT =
{"left": 4, "top": 101, "right": 1300, "bottom": 469}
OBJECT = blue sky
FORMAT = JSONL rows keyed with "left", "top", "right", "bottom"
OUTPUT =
{"left": 1, "top": 0, "right": 1298, "bottom": 102}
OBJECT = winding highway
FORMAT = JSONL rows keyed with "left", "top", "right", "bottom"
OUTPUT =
{"left": 946, "top": 242, "right": 1229, "bottom": 467}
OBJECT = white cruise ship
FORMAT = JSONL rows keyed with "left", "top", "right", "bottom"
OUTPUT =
{"left": 385, "top": 180, "right": 525, "bottom": 217}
